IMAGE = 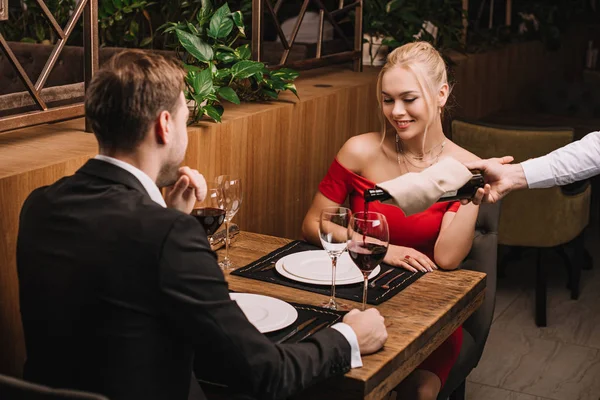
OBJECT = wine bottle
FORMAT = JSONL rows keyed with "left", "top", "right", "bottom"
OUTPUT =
{"left": 364, "top": 171, "right": 485, "bottom": 203}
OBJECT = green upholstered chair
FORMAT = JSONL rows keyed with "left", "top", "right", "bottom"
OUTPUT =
{"left": 451, "top": 120, "right": 591, "bottom": 327}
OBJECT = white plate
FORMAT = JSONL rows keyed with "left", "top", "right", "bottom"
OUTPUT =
{"left": 230, "top": 293, "right": 298, "bottom": 333}
{"left": 275, "top": 250, "right": 380, "bottom": 286}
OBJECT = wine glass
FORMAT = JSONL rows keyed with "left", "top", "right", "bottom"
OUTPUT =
{"left": 319, "top": 206, "right": 352, "bottom": 310}
{"left": 191, "top": 183, "right": 226, "bottom": 239}
{"left": 348, "top": 211, "right": 389, "bottom": 311}
{"left": 215, "top": 175, "right": 243, "bottom": 270}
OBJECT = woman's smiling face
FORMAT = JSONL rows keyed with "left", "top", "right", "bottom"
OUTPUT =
{"left": 381, "top": 66, "right": 430, "bottom": 141}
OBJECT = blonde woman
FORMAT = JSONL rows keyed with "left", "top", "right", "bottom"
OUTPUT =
{"left": 302, "top": 42, "right": 480, "bottom": 399}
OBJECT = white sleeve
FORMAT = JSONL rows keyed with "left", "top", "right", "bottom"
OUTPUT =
{"left": 331, "top": 323, "right": 363, "bottom": 368}
{"left": 521, "top": 131, "right": 600, "bottom": 189}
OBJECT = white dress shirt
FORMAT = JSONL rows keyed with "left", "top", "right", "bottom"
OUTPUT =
{"left": 94, "top": 155, "right": 167, "bottom": 207}
{"left": 521, "top": 131, "right": 600, "bottom": 189}
{"left": 93, "top": 155, "right": 363, "bottom": 368}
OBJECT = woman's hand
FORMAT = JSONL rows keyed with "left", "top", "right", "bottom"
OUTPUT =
{"left": 383, "top": 244, "right": 437, "bottom": 273}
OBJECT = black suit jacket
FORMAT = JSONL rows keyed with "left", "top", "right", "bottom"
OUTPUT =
{"left": 17, "top": 159, "right": 351, "bottom": 400}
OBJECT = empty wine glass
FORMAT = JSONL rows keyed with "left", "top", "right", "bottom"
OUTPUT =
{"left": 215, "top": 175, "right": 243, "bottom": 270}
{"left": 319, "top": 206, "right": 352, "bottom": 310}
{"left": 191, "top": 183, "right": 226, "bottom": 239}
{"left": 348, "top": 211, "right": 389, "bottom": 311}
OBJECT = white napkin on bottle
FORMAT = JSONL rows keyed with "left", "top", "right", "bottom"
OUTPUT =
{"left": 377, "top": 157, "right": 472, "bottom": 216}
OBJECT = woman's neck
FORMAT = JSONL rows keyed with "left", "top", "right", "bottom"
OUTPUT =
{"left": 396, "top": 120, "right": 446, "bottom": 160}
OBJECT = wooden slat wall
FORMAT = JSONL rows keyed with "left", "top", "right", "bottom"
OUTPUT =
{"left": 448, "top": 35, "right": 585, "bottom": 123}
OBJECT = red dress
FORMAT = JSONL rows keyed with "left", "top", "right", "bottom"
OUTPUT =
{"left": 318, "top": 158, "right": 463, "bottom": 386}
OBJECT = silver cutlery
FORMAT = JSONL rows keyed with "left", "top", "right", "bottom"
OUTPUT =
{"left": 381, "top": 273, "right": 405, "bottom": 290}
{"left": 369, "top": 269, "right": 394, "bottom": 288}
{"left": 258, "top": 262, "right": 276, "bottom": 272}
{"left": 276, "top": 317, "right": 317, "bottom": 344}
{"left": 295, "top": 321, "right": 329, "bottom": 342}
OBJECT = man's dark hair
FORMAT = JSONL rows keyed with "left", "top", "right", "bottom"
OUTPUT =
{"left": 85, "top": 49, "right": 186, "bottom": 152}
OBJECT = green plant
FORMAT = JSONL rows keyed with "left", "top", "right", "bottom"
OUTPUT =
{"left": 1, "top": 0, "right": 77, "bottom": 44}
{"left": 98, "top": 0, "right": 155, "bottom": 48}
{"left": 161, "top": 0, "right": 299, "bottom": 123}
{"left": 359, "top": 0, "right": 464, "bottom": 53}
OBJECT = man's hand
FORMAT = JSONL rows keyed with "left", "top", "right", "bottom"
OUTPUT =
{"left": 164, "top": 167, "right": 207, "bottom": 214}
{"left": 343, "top": 308, "right": 387, "bottom": 355}
{"left": 463, "top": 156, "right": 528, "bottom": 205}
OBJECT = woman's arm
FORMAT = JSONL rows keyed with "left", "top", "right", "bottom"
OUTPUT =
{"left": 433, "top": 202, "right": 478, "bottom": 270}
{"left": 301, "top": 192, "right": 343, "bottom": 246}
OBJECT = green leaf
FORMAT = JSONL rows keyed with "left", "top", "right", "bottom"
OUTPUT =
{"left": 184, "top": 63, "right": 202, "bottom": 71}
{"left": 231, "top": 11, "right": 246, "bottom": 36}
{"left": 186, "top": 22, "right": 199, "bottom": 35}
{"left": 215, "top": 44, "right": 235, "bottom": 53}
{"left": 284, "top": 83, "right": 299, "bottom": 98}
{"left": 129, "top": 20, "right": 139, "bottom": 36}
{"left": 176, "top": 29, "right": 214, "bottom": 63}
{"left": 261, "top": 88, "right": 279, "bottom": 100}
{"left": 270, "top": 67, "right": 299, "bottom": 80}
{"left": 215, "top": 68, "right": 231, "bottom": 80}
{"left": 203, "top": 104, "right": 223, "bottom": 122}
{"left": 140, "top": 36, "right": 153, "bottom": 47}
{"left": 208, "top": 3, "right": 234, "bottom": 39}
{"left": 112, "top": 0, "right": 123, "bottom": 8}
{"left": 192, "top": 68, "right": 214, "bottom": 98}
{"left": 217, "top": 86, "right": 240, "bottom": 104}
{"left": 215, "top": 51, "right": 237, "bottom": 63}
{"left": 235, "top": 44, "right": 251, "bottom": 60}
{"left": 103, "top": 1, "right": 116, "bottom": 14}
{"left": 198, "top": 0, "right": 214, "bottom": 22}
{"left": 231, "top": 60, "right": 264, "bottom": 79}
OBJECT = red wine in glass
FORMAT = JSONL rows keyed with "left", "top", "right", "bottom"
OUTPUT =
{"left": 348, "top": 211, "right": 389, "bottom": 311}
{"left": 348, "top": 242, "right": 388, "bottom": 274}
{"left": 191, "top": 207, "right": 226, "bottom": 235}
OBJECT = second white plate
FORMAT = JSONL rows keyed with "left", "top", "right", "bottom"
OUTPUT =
{"left": 275, "top": 250, "right": 380, "bottom": 286}
{"left": 230, "top": 293, "right": 298, "bottom": 333}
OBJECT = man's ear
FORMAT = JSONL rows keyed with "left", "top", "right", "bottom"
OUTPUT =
{"left": 438, "top": 83, "right": 449, "bottom": 108}
{"left": 155, "top": 110, "right": 171, "bottom": 145}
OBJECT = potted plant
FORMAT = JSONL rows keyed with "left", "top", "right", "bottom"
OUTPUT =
{"left": 161, "top": 0, "right": 299, "bottom": 123}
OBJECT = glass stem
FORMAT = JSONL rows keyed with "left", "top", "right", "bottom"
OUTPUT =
{"left": 224, "top": 220, "right": 230, "bottom": 262}
{"left": 362, "top": 275, "right": 368, "bottom": 311}
{"left": 330, "top": 256, "right": 337, "bottom": 303}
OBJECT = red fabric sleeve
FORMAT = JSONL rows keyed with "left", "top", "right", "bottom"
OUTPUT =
{"left": 318, "top": 159, "right": 353, "bottom": 204}
{"left": 447, "top": 201, "right": 461, "bottom": 213}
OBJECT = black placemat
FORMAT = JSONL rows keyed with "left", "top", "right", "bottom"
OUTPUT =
{"left": 264, "top": 303, "right": 344, "bottom": 343}
{"left": 231, "top": 241, "right": 424, "bottom": 305}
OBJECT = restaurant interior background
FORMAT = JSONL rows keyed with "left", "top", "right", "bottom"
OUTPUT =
{"left": 1, "top": 0, "right": 600, "bottom": 399}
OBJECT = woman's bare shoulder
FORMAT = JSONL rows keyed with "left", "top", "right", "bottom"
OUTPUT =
{"left": 337, "top": 132, "right": 383, "bottom": 173}
{"left": 445, "top": 141, "right": 480, "bottom": 164}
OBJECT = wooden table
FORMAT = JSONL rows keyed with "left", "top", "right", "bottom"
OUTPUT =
{"left": 219, "top": 232, "right": 486, "bottom": 400}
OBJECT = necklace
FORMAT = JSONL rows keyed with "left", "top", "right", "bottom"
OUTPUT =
{"left": 402, "top": 139, "right": 446, "bottom": 161}
{"left": 395, "top": 134, "right": 445, "bottom": 170}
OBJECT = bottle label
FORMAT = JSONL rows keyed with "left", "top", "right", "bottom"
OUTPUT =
{"left": 440, "top": 190, "right": 458, "bottom": 198}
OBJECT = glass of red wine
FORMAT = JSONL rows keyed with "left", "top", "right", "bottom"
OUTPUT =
{"left": 191, "top": 184, "right": 226, "bottom": 238}
{"left": 348, "top": 211, "right": 389, "bottom": 311}
{"left": 215, "top": 175, "right": 243, "bottom": 270}
{"left": 319, "top": 207, "right": 352, "bottom": 310}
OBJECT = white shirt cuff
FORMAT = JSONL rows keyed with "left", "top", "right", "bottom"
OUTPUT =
{"left": 521, "top": 157, "right": 556, "bottom": 189}
{"left": 331, "top": 323, "right": 363, "bottom": 368}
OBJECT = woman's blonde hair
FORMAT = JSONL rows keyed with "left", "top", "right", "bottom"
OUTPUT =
{"left": 376, "top": 41, "right": 450, "bottom": 146}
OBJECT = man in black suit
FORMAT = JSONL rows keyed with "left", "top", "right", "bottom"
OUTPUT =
{"left": 17, "top": 50, "right": 388, "bottom": 400}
